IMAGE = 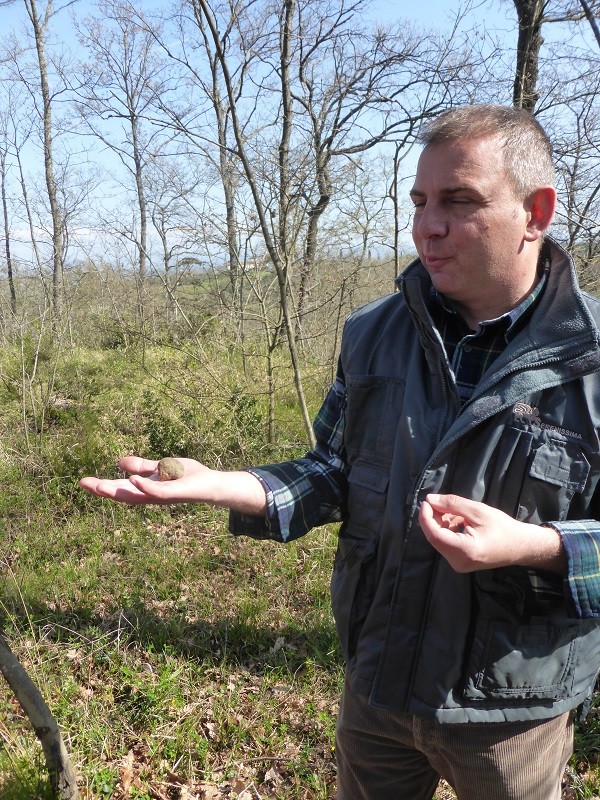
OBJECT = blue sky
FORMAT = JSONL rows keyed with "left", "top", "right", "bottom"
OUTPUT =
{"left": 370, "top": 0, "right": 513, "bottom": 33}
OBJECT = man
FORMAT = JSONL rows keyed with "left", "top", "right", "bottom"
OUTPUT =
{"left": 80, "top": 105, "right": 600, "bottom": 800}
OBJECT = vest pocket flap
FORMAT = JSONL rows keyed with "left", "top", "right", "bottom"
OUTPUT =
{"left": 529, "top": 441, "right": 590, "bottom": 492}
{"left": 463, "top": 619, "right": 580, "bottom": 701}
{"left": 348, "top": 462, "right": 390, "bottom": 493}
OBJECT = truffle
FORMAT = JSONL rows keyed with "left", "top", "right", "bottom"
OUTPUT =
{"left": 157, "top": 457, "right": 185, "bottom": 481}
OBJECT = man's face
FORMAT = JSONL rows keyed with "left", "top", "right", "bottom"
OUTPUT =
{"left": 410, "top": 136, "right": 537, "bottom": 325}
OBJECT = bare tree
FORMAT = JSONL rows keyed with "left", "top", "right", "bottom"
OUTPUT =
{"left": 0, "top": 116, "right": 17, "bottom": 318}
{"left": 0, "top": 0, "right": 94, "bottom": 336}
{"left": 131, "top": 0, "right": 256, "bottom": 320}
{"left": 181, "top": 0, "right": 248, "bottom": 307}
{"left": 145, "top": 157, "right": 207, "bottom": 324}
{"left": 72, "top": 0, "right": 174, "bottom": 333}
{"left": 504, "top": 0, "right": 600, "bottom": 290}
{"left": 577, "top": 0, "right": 600, "bottom": 47}
{"left": 288, "top": 2, "right": 437, "bottom": 335}
{"left": 543, "top": 0, "right": 600, "bottom": 47}
{"left": 551, "top": 82, "right": 600, "bottom": 290}
{"left": 0, "top": 0, "right": 75, "bottom": 323}
{"left": 26, "top": 0, "right": 68, "bottom": 323}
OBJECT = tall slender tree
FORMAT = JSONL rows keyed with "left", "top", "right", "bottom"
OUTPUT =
{"left": 0, "top": 0, "right": 76, "bottom": 324}
{"left": 73, "top": 0, "right": 173, "bottom": 333}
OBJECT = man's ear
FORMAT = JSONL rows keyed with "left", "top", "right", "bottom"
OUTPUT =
{"left": 524, "top": 187, "right": 557, "bottom": 242}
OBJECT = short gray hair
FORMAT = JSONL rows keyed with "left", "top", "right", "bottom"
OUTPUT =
{"left": 418, "top": 104, "right": 555, "bottom": 198}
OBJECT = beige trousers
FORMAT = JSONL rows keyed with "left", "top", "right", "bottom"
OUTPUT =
{"left": 335, "top": 674, "right": 573, "bottom": 800}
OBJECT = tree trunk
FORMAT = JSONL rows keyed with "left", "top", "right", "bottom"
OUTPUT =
{"left": 15, "top": 146, "right": 53, "bottom": 310}
{"left": 193, "top": 0, "right": 316, "bottom": 447}
{"left": 0, "top": 148, "right": 17, "bottom": 317}
{"left": 27, "top": 0, "right": 65, "bottom": 324}
{"left": 131, "top": 116, "right": 148, "bottom": 334}
{"left": 512, "top": 0, "right": 545, "bottom": 111}
{"left": 188, "top": 0, "right": 243, "bottom": 310}
{"left": 295, "top": 157, "right": 331, "bottom": 342}
{"left": 392, "top": 144, "right": 402, "bottom": 280}
{"left": 0, "top": 633, "right": 79, "bottom": 799}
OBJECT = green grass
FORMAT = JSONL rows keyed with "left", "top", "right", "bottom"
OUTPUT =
{"left": 0, "top": 339, "right": 596, "bottom": 799}
{"left": 0, "top": 507, "right": 343, "bottom": 798}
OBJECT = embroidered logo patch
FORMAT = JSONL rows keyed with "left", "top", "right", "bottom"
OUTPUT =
{"left": 512, "top": 403, "right": 582, "bottom": 439}
{"left": 513, "top": 402, "right": 542, "bottom": 426}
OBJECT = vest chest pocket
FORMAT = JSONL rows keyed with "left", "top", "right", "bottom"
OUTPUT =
{"left": 518, "top": 439, "right": 590, "bottom": 523}
{"left": 485, "top": 428, "right": 590, "bottom": 524}
{"left": 344, "top": 375, "right": 406, "bottom": 466}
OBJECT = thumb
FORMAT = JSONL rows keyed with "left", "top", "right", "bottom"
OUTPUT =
{"left": 425, "top": 493, "right": 482, "bottom": 519}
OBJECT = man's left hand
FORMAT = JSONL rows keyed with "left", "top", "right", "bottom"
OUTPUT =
{"left": 419, "top": 493, "right": 566, "bottom": 574}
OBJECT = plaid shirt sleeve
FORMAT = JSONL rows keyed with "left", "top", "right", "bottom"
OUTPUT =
{"left": 546, "top": 520, "right": 600, "bottom": 619}
{"left": 228, "top": 372, "right": 348, "bottom": 543}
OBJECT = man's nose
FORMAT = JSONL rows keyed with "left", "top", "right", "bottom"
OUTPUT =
{"left": 413, "top": 203, "right": 447, "bottom": 238}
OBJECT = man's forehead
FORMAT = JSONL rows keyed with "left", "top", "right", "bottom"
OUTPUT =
{"left": 413, "top": 138, "right": 505, "bottom": 187}
{"left": 421, "top": 133, "right": 505, "bottom": 155}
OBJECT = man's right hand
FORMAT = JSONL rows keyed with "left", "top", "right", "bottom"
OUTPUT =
{"left": 79, "top": 456, "right": 268, "bottom": 516}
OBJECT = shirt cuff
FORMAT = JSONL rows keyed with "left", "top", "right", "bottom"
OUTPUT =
{"left": 228, "top": 468, "right": 284, "bottom": 541}
{"left": 546, "top": 519, "right": 600, "bottom": 619}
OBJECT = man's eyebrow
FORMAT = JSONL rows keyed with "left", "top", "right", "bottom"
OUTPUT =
{"left": 443, "top": 184, "right": 476, "bottom": 194}
{"left": 410, "top": 184, "right": 475, "bottom": 197}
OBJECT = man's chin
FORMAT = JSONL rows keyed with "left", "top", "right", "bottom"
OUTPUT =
{"left": 428, "top": 276, "right": 458, "bottom": 298}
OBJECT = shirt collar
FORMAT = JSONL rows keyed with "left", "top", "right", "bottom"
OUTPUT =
{"left": 433, "top": 262, "right": 549, "bottom": 340}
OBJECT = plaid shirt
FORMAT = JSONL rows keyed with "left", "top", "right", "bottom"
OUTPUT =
{"left": 432, "top": 275, "right": 546, "bottom": 406}
{"left": 230, "top": 278, "right": 600, "bottom": 620}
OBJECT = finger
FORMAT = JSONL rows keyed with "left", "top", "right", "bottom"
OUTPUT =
{"left": 129, "top": 474, "right": 212, "bottom": 505}
{"left": 420, "top": 500, "right": 464, "bottom": 543}
{"left": 419, "top": 498, "right": 434, "bottom": 525}
{"left": 117, "top": 456, "right": 159, "bottom": 476}
{"left": 79, "top": 477, "right": 100, "bottom": 493}
{"left": 442, "top": 513, "right": 465, "bottom": 532}
{"left": 79, "top": 477, "right": 155, "bottom": 504}
{"left": 419, "top": 499, "right": 442, "bottom": 537}
{"left": 425, "top": 493, "right": 484, "bottom": 521}
{"left": 130, "top": 475, "right": 170, "bottom": 494}
{"left": 419, "top": 500, "right": 455, "bottom": 529}
{"left": 79, "top": 477, "right": 132, "bottom": 496}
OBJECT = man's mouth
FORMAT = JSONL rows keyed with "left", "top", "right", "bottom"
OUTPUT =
{"left": 423, "top": 255, "right": 449, "bottom": 268}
